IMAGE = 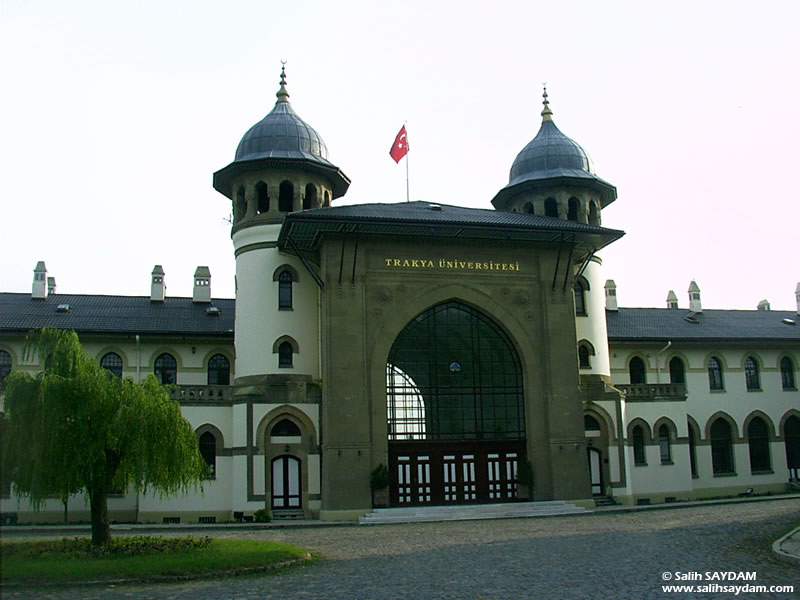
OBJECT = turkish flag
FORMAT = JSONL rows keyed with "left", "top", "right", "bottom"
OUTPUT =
{"left": 389, "top": 125, "right": 409, "bottom": 163}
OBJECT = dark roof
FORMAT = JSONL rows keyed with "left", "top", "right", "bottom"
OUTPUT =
{"left": 607, "top": 308, "right": 800, "bottom": 342}
{"left": 279, "top": 201, "right": 624, "bottom": 254}
{"left": 509, "top": 119, "right": 598, "bottom": 185}
{"left": 0, "top": 293, "right": 235, "bottom": 337}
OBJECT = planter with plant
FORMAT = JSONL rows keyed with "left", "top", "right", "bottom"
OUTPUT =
{"left": 517, "top": 458, "right": 534, "bottom": 500}
{"left": 370, "top": 463, "right": 391, "bottom": 508}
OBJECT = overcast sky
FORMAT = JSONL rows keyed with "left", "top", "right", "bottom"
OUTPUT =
{"left": 2, "top": 0, "right": 798, "bottom": 310}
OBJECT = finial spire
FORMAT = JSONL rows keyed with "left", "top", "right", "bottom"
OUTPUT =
{"left": 276, "top": 62, "right": 290, "bottom": 103}
{"left": 541, "top": 84, "right": 553, "bottom": 122}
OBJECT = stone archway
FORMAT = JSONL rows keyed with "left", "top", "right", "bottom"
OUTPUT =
{"left": 386, "top": 300, "right": 526, "bottom": 506}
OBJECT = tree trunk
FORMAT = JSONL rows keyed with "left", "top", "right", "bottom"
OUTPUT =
{"left": 89, "top": 488, "right": 111, "bottom": 546}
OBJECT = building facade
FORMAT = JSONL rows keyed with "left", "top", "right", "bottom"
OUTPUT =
{"left": 1, "top": 70, "right": 798, "bottom": 523}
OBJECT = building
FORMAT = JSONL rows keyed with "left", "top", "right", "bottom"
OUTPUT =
{"left": 1, "top": 69, "right": 798, "bottom": 523}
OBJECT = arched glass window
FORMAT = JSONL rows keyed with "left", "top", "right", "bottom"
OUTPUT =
{"left": 235, "top": 186, "right": 246, "bottom": 221}
{"left": 574, "top": 280, "right": 586, "bottom": 316}
{"left": 632, "top": 425, "right": 646, "bottom": 465}
{"left": 255, "top": 181, "right": 269, "bottom": 214}
{"left": 744, "top": 356, "right": 760, "bottom": 390}
{"left": 278, "top": 341, "right": 293, "bottom": 368}
{"left": 584, "top": 415, "right": 601, "bottom": 432}
{"left": 710, "top": 418, "right": 734, "bottom": 475}
{"left": 659, "top": 424, "right": 672, "bottom": 464}
{"left": 279, "top": 180, "right": 294, "bottom": 212}
{"left": 207, "top": 354, "right": 230, "bottom": 385}
{"left": 199, "top": 431, "right": 216, "bottom": 478}
{"left": 629, "top": 357, "right": 646, "bottom": 384}
{"left": 271, "top": 418, "right": 301, "bottom": 437}
{"left": 154, "top": 353, "right": 177, "bottom": 385}
{"left": 324, "top": 191, "right": 331, "bottom": 207}
{"left": 523, "top": 202, "right": 533, "bottom": 214}
{"left": 544, "top": 198, "right": 558, "bottom": 218}
{"left": 567, "top": 197, "right": 579, "bottom": 221}
{"left": 747, "top": 417, "right": 771, "bottom": 473}
{"left": 688, "top": 421, "right": 698, "bottom": 478}
{"left": 780, "top": 357, "right": 796, "bottom": 390}
{"left": 303, "top": 183, "right": 316, "bottom": 210}
{"left": 669, "top": 357, "right": 685, "bottom": 384}
{"left": 707, "top": 356, "right": 724, "bottom": 390}
{"left": 0, "top": 350, "right": 12, "bottom": 382}
{"left": 100, "top": 352, "right": 123, "bottom": 377}
{"left": 588, "top": 201, "right": 599, "bottom": 226}
{"left": 386, "top": 301, "right": 524, "bottom": 441}
{"left": 785, "top": 416, "right": 800, "bottom": 475}
{"left": 578, "top": 345, "right": 591, "bottom": 369}
{"left": 278, "top": 270, "right": 293, "bottom": 310}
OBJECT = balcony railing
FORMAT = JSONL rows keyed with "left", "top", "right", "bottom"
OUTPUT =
{"left": 617, "top": 383, "right": 687, "bottom": 402}
{"left": 168, "top": 384, "right": 232, "bottom": 404}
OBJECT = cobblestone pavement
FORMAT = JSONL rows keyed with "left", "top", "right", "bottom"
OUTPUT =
{"left": 4, "top": 499, "right": 799, "bottom": 599}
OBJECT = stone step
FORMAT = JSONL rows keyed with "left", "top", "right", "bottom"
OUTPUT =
{"left": 272, "top": 509, "right": 305, "bottom": 520}
{"left": 359, "top": 501, "right": 589, "bottom": 524}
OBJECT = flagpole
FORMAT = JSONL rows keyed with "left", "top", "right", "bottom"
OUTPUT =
{"left": 405, "top": 121, "right": 410, "bottom": 202}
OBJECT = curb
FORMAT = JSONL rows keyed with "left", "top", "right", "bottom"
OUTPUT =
{"left": 771, "top": 526, "right": 800, "bottom": 566}
{"left": 0, "top": 553, "right": 313, "bottom": 589}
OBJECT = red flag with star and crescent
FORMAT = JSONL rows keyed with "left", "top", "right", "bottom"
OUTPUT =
{"left": 389, "top": 125, "right": 409, "bottom": 163}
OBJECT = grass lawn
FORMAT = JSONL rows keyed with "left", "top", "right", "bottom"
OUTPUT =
{"left": 0, "top": 536, "right": 310, "bottom": 585}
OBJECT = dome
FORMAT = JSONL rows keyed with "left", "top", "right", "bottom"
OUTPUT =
{"left": 234, "top": 67, "right": 333, "bottom": 166}
{"left": 508, "top": 90, "right": 597, "bottom": 186}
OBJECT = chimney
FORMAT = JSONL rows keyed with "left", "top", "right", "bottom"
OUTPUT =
{"left": 47, "top": 277, "right": 57, "bottom": 295}
{"left": 757, "top": 299, "right": 770, "bottom": 311}
{"left": 604, "top": 280, "right": 618, "bottom": 311}
{"left": 666, "top": 290, "right": 678, "bottom": 309}
{"left": 151, "top": 265, "right": 166, "bottom": 302}
{"left": 796, "top": 282, "right": 800, "bottom": 315}
{"left": 32, "top": 261, "right": 48, "bottom": 299}
{"left": 193, "top": 266, "right": 211, "bottom": 303}
{"left": 688, "top": 280, "right": 702, "bottom": 313}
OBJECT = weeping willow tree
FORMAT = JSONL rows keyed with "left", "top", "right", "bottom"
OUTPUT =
{"left": 0, "top": 328, "right": 208, "bottom": 545}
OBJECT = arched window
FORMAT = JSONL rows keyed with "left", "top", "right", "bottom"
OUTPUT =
{"left": 278, "top": 341, "right": 293, "bottom": 368}
{"left": 100, "top": 352, "right": 123, "bottom": 377}
{"left": 658, "top": 424, "right": 672, "bottom": 464}
{"left": 0, "top": 350, "right": 12, "bottom": 382}
{"left": 744, "top": 356, "right": 760, "bottom": 391}
{"left": 588, "top": 201, "right": 599, "bottom": 226}
{"left": 629, "top": 357, "right": 646, "bottom": 384}
{"left": 207, "top": 354, "right": 230, "bottom": 385}
{"left": 303, "top": 183, "right": 316, "bottom": 210}
{"left": 255, "top": 181, "right": 269, "bottom": 214}
{"left": 278, "top": 270, "right": 293, "bottom": 310}
{"left": 544, "top": 197, "right": 558, "bottom": 218}
{"left": 710, "top": 418, "right": 734, "bottom": 475}
{"left": 154, "top": 353, "right": 177, "bottom": 385}
{"left": 747, "top": 417, "right": 771, "bottom": 473}
{"left": 523, "top": 202, "right": 534, "bottom": 214}
{"left": 235, "top": 186, "right": 246, "bottom": 221}
{"left": 669, "top": 357, "right": 685, "bottom": 384}
{"left": 584, "top": 415, "right": 601, "bottom": 432}
{"left": 567, "top": 197, "right": 579, "bottom": 221}
{"left": 707, "top": 356, "right": 724, "bottom": 390}
{"left": 272, "top": 418, "right": 301, "bottom": 437}
{"left": 632, "top": 425, "right": 646, "bottom": 465}
{"left": 574, "top": 280, "right": 587, "bottom": 316}
{"left": 324, "top": 191, "right": 331, "bottom": 207}
{"left": 199, "top": 431, "right": 216, "bottom": 478}
{"left": 780, "top": 356, "right": 796, "bottom": 390}
{"left": 785, "top": 416, "right": 800, "bottom": 476}
{"left": 578, "top": 345, "right": 591, "bottom": 369}
{"left": 279, "top": 180, "right": 294, "bottom": 212}
{"left": 688, "top": 420, "right": 698, "bottom": 478}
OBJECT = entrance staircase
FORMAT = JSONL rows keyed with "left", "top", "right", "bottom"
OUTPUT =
{"left": 358, "top": 501, "right": 589, "bottom": 525}
{"left": 272, "top": 508, "right": 305, "bottom": 521}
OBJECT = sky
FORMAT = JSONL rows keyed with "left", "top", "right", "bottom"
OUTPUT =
{"left": 1, "top": 0, "right": 799, "bottom": 310}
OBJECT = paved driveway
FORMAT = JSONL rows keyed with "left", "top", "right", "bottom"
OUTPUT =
{"left": 4, "top": 499, "right": 799, "bottom": 599}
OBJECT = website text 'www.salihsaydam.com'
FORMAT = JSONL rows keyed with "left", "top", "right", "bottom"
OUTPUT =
{"left": 660, "top": 571, "right": 793, "bottom": 595}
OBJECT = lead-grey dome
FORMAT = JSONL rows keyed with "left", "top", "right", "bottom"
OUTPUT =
{"left": 508, "top": 92, "right": 597, "bottom": 186}
{"left": 234, "top": 69, "right": 333, "bottom": 165}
